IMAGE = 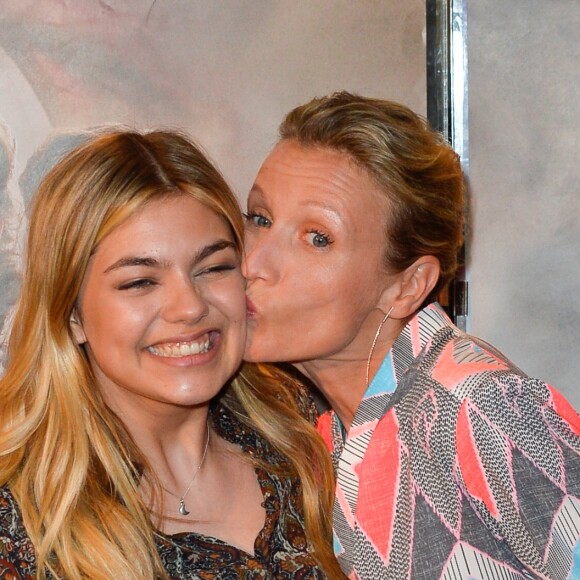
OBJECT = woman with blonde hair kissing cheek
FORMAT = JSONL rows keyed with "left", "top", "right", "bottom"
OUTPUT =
{"left": 243, "top": 92, "right": 580, "bottom": 579}
{"left": 0, "top": 128, "right": 342, "bottom": 579}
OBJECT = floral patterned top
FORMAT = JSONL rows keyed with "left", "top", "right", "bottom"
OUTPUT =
{"left": 0, "top": 403, "right": 325, "bottom": 579}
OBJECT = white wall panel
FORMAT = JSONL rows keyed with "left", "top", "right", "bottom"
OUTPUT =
{"left": 468, "top": 0, "right": 580, "bottom": 406}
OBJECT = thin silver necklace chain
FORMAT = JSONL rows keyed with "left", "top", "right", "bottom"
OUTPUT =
{"left": 163, "top": 422, "right": 210, "bottom": 517}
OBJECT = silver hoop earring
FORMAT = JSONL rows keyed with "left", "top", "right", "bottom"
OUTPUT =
{"left": 365, "top": 306, "right": 394, "bottom": 388}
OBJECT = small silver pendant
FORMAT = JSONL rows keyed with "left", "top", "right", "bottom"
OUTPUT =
{"left": 179, "top": 499, "right": 190, "bottom": 516}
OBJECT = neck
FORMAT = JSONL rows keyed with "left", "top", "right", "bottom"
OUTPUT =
{"left": 139, "top": 413, "right": 209, "bottom": 460}
{"left": 296, "top": 358, "right": 367, "bottom": 429}
{"left": 111, "top": 401, "right": 213, "bottom": 489}
{"left": 296, "top": 316, "right": 405, "bottom": 430}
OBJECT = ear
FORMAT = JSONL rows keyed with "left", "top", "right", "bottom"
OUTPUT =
{"left": 380, "top": 256, "right": 440, "bottom": 319}
{"left": 70, "top": 308, "right": 87, "bottom": 345}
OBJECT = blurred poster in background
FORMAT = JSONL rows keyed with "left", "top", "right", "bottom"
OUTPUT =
{"left": 0, "top": 0, "right": 427, "bottom": 368}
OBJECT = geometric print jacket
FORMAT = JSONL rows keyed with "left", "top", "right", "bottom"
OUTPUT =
{"left": 317, "top": 303, "right": 580, "bottom": 579}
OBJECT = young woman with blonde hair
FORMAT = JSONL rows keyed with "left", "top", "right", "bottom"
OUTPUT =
{"left": 0, "top": 128, "right": 342, "bottom": 579}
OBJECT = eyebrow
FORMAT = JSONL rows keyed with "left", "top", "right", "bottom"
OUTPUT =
{"left": 247, "top": 183, "right": 264, "bottom": 199}
{"left": 103, "top": 239, "right": 236, "bottom": 274}
{"left": 250, "top": 183, "right": 344, "bottom": 219}
{"left": 303, "top": 200, "right": 345, "bottom": 222}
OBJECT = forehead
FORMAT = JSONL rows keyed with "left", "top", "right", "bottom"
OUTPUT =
{"left": 254, "top": 140, "right": 389, "bottom": 221}
{"left": 96, "top": 196, "right": 233, "bottom": 255}
{"left": 258, "top": 141, "right": 362, "bottom": 186}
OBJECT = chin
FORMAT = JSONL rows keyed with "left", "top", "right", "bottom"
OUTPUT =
{"left": 243, "top": 343, "right": 276, "bottom": 364}
{"left": 243, "top": 350, "right": 264, "bottom": 363}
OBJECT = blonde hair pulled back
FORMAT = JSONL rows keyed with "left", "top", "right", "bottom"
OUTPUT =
{"left": 279, "top": 91, "right": 466, "bottom": 303}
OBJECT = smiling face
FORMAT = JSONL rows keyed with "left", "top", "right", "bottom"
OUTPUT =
{"left": 243, "top": 140, "right": 399, "bottom": 367}
{"left": 72, "top": 195, "right": 246, "bottom": 417}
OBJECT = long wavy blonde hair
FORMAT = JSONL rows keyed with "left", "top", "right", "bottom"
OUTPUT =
{"left": 0, "top": 129, "right": 339, "bottom": 579}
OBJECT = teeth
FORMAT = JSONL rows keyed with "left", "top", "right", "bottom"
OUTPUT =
{"left": 148, "top": 336, "right": 211, "bottom": 358}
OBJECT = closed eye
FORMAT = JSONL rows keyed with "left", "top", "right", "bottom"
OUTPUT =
{"left": 117, "top": 278, "right": 157, "bottom": 291}
{"left": 197, "top": 263, "right": 239, "bottom": 277}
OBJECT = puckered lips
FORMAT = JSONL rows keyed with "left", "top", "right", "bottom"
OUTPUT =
{"left": 145, "top": 330, "right": 220, "bottom": 366}
{"left": 246, "top": 297, "right": 257, "bottom": 318}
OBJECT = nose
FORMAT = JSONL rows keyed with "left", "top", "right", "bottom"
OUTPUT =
{"left": 242, "top": 230, "right": 275, "bottom": 282}
{"left": 163, "top": 276, "right": 209, "bottom": 324}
